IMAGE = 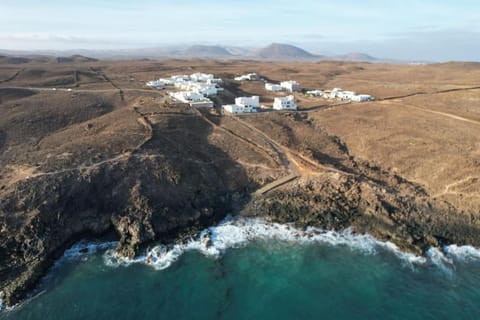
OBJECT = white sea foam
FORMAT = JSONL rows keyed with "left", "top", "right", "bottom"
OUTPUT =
{"left": 426, "top": 247, "right": 455, "bottom": 275}
{"left": 420, "top": 245, "right": 480, "bottom": 275}
{"left": 63, "top": 240, "right": 118, "bottom": 259}
{"left": 444, "top": 244, "right": 480, "bottom": 262}
{"left": 2, "top": 218, "right": 480, "bottom": 311}
{"left": 102, "top": 216, "right": 429, "bottom": 270}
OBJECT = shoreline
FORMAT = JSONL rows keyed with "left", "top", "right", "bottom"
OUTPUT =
{"left": 3, "top": 216, "right": 480, "bottom": 312}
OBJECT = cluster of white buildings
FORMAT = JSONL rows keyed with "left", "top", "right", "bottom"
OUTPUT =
{"left": 147, "top": 73, "right": 225, "bottom": 108}
{"left": 306, "top": 88, "right": 374, "bottom": 102}
{"left": 234, "top": 73, "right": 259, "bottom": 81}
{"left": 265, "top": 80, "right": 301, "bottom": 92}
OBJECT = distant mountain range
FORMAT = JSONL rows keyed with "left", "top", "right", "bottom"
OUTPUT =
{"left": 253, "top": 43, "right": 322, "bottom": 60}
{"left": 0, "top": 43, "right": 412, "bottom": 63}
{"left": 56, "top": 54, "right": 98, "bottom": 63}
{"left": 182, "top": 45, "right": 233, "bottom": 58}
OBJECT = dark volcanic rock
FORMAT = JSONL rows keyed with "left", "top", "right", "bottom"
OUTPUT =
{"left": 244, "top": 174, "right": 480, "bottom": 255}
{"left": 0, "top": 153, "right": 250, "bottom": 306}
{"left": 0, "top": 109, "right": 253, "bottom": 306}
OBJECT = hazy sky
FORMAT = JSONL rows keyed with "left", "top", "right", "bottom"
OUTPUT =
{"left": 1, "top": 0, "right": 479, "bottom": 61}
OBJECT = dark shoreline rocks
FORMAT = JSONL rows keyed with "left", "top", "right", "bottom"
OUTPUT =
{"left": 243, "top": 175, "right": 480, "bottom": 255}
{"left": 2, "top": 163, "right": 480, "bottom": 307}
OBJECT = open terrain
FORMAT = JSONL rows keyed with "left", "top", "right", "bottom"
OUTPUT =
{"left": 0, "top": 57, "right": 479, "bottom": 306}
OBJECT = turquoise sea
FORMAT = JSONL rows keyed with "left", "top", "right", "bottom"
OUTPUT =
{"left": 1, "top": 218, "right": 480, "bottom": 320}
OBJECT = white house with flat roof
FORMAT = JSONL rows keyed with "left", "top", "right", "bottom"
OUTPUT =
{"left": 337, "top": 90, "right": 356, "bottom": 100}
{"left": 280, "top": 80, "right": 301, "bottom": 92}
{"left": 146, "top": 80, "right": 164, "bottom": 88}
{"left": 235, "top": 73, "right": 259, "bottom": 81}
{"left": 169, "top": 91, "right": 214, "bottom": 108}
{"left": 235, "top": 96, "right": 260, "bottom": 108}
{"left": 265, "top": 83, "right": 283, "bottom": 91}
{"left": 173, "top": 81, "right": 218, "bottom": 96}
{"left": 193, "top": 84, "right": 218, "bottom": 96}
{"left": 273, "top": 95, "right": 297, "bottom": 111}
{"left": 223, "top": 95, "right": 260, "bottom": 114}
{"left": 207, "top": 78, "right": 223, "bottom": 85}
{"left": 223, "top": 104, "right": 257, "bottom": 114}
{"left": 351, "top": 94, "right": 374, "bottom": 102}
{"left": 169, "top": 91, "right": 205, "bottom": 103}
{"left": 305, "top": 87, "right": 374, "bottom": 102}
{"left": 306, "top": 90, "right": 324, "bottom": 97}
{"left": 171, "top": 75, "right": 190, "bottom": 82}
{"left": 190, "top": 73, "right": 214, "bottom": 82}
{"left": 330, "top": 88, "right": 343, "bottom": 99}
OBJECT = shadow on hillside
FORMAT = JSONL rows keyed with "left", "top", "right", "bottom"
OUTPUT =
{"left": 123, "top": 112, "right": 253, "bottom": 234}
{"left": 310, "top": 150, "right": 357, "bottom": 175}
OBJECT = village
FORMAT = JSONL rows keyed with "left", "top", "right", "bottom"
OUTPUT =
{"left": 146, "top": 71, "right": 374, "bottom": 115}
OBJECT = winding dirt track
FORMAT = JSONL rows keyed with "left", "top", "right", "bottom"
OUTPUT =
{"left": 433, "top": 176, "right": 479, "bottom": 198}
{"left": 228, "top": 116, "right": 301, "bottom": 195}
{"left": 381, "top": 100, "right": 480, "bottom": 126}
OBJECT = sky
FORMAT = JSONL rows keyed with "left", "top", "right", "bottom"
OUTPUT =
{"left": 0, "top": 0, "right": 479, "bottom": 61}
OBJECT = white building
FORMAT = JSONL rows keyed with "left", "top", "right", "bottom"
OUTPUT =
{"left": 235, "top": 96, "right": 260, "bottom": 108}
{"left": 169, "top": 91, "right": 206, "bottom": 103}
{"left": 223, "top": 104, "right": 257, "bottom": 114}
{"left": 306, "top": 90, "right": 324, "bottom": 97}
{"left": 146, "top": 80, "right": 164, "bottom": 88}
{"left": 190, "top": 100, "right": 214, "bottom": 108}
{"left": 193, "top": 84, "right": 218, "bottom": 96}
{"left": 265, "top": 83, "right": 283, "bottom": 91}
{"left": 171, "top": 75, "right": 190, "bottom": 82}
{"left": 306, "top": 86, "right": 374, "bottom": 102}
{"left": 273, "top": 95, "right": 297, "bottom": 111}
{"left": 190, "top": 73, "right": 214, "bottom": 82}
{"left": 207, "top": 78, "right": 223, "bottom": 85}
{"left": 235, "top": 73, "right": 259, "bottom": 81}
{"left": 337, "top": 90, "right": 356, "bottom": 100}
{"left": 159, "top": 78, "right": 175, "bottom": 85}
{"left": 223, "top": 96, "right": 260, "bottom": 114}
{"left": 330, "top": 88, "right": 343, "bottom": 99}
{"left": 173, "top": 81, "right": 218, "bottom": 96}
{"left": 280, "top": 80, "right": 301, "bottom": 92}
{"left": 169, "top": 91, "right": 214, "bottom": 108}
{"left": 351, "top": 94, "right": 374, "bottom": 102}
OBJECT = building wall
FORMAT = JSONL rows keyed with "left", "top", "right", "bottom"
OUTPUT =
{"left": 273, "top": 96, "right": 297, "bottom": 110}
{"left": 235, "top": 96, "right": 260, "bottom": 108}
{"left": 265, "top": 83, "right": 282, "bottom": 91}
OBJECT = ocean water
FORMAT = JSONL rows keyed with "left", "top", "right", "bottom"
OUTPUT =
{"left": 2, "top": 217, "right": 480, "bottom": 320}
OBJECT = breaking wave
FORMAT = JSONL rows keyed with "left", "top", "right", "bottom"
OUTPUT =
{"left": 3, "top": 217, "right": 480, "bottom": 312}
{"left": 63, "top": 240, "right": 118, "bottom": 260}
{"left": 103, "top": 216, "right": 430, "bottom": 270}
{"left": 35, "top": 217, "right": 480, "bottom": 275}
